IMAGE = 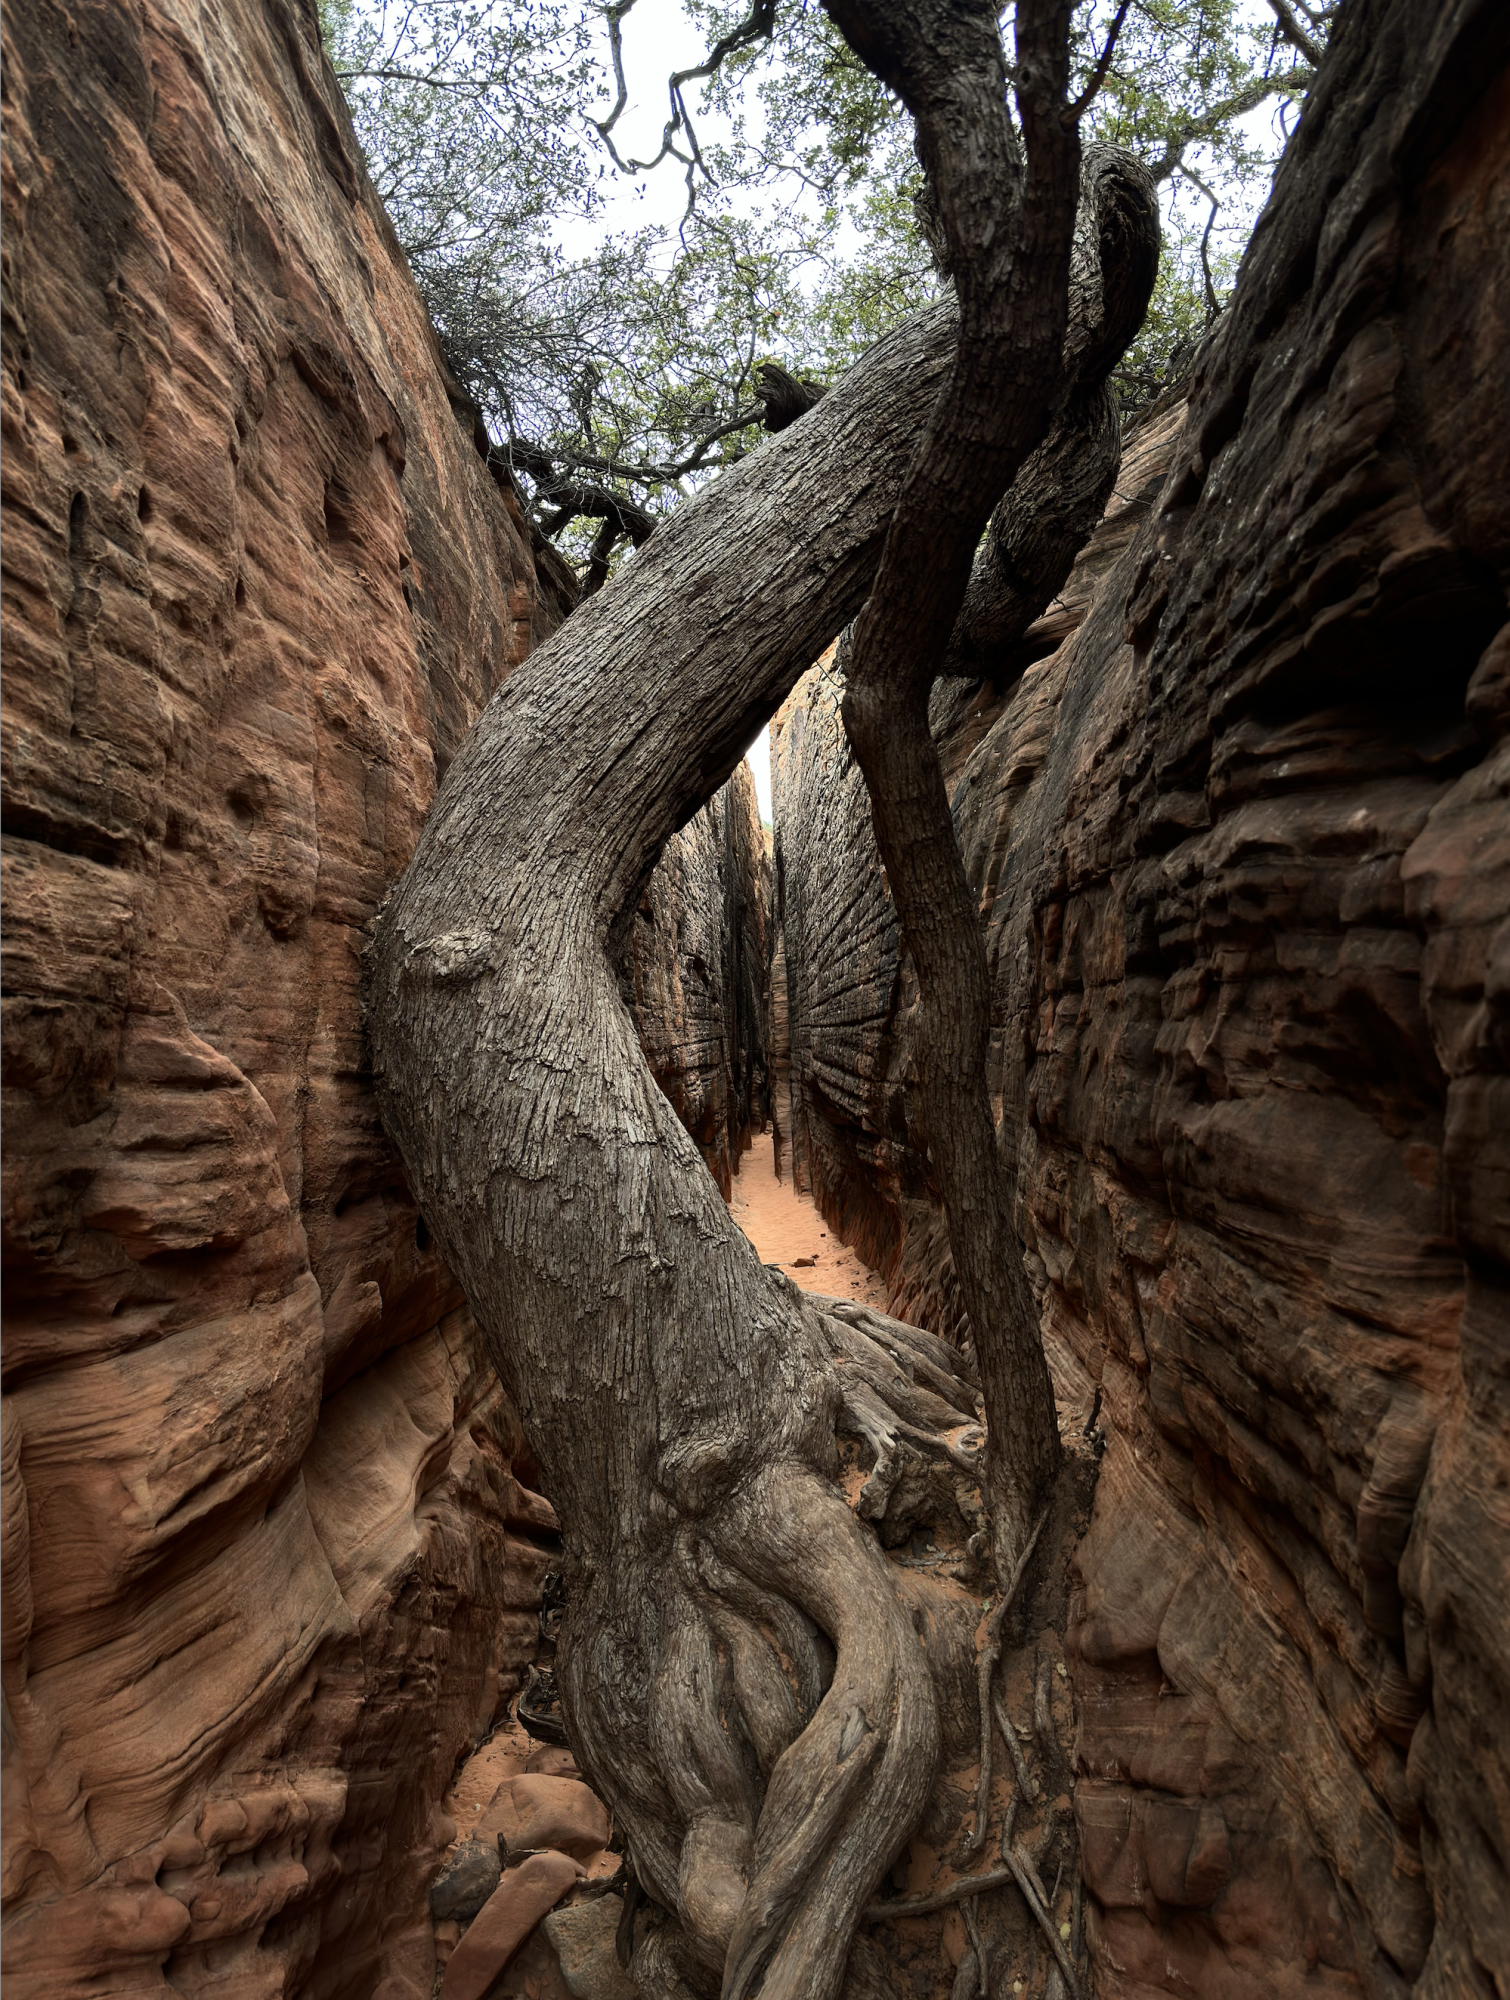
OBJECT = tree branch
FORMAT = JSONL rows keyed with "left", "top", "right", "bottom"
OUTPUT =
{"left": 1147, "top": 65, "right": 1314, "bottom": 182}
{"left": 1178, "top": 163, "right": 1223, "bottom": 319}
{"left": 591, "top": 0, "right": 777, "bottom": 191}
{"left": 1063, "top": 0, "right": 1134, "bottom": 126}
{"left": 815, "top": 0, "right": 1159, "bottom": 1573}
{"left": 1263, "top": 0, "right": 1325, "bottom": 66}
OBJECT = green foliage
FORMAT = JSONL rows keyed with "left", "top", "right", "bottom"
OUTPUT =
{"left": 320, "top": 0, "right": 1322, "bottom": 579}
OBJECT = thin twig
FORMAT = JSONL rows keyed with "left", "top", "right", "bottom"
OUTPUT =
{"left": 1063, "top": 0, "right": 1134, "bottom": 125}
{"left": 863, "top": 1866, "right": 1016, "bottom": 1921}
{"left": 1005, "top": 1845, "right": 1083, "bottom": 2000}
{"left": 1178, "top": 165, "right": 1223, "bottom": 321}
{"left": 991, "top": 1687, "right": 1039, "bottom": 1804}
{"left": 591, "top": 0, "right": 776, "bottom": 197}
{"left": 963, "top": 1895, "right": 988, "bottom": 1996}
{"left": 964, "top": 1506, "right": 1050, "bottom": 1853}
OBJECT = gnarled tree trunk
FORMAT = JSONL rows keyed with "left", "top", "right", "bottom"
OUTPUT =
{"left": 368, "top": 302, "right": 964, "bottom": 2000}
{"left": 366, "top": 123, "right": 1152, "bottom": 2000}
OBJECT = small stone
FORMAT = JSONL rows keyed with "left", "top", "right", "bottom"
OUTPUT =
{"left": 440, "top": 1851, "right": 582, "bottom": 2000}
{"left": 578, "top": 1847, "right": 624, "bottom": 1883}
{"left": 542, "top": 1898, "right": 639, "bottom": 1999}
{"left": 430, "top": 1838, "right": 502, "bottom": 1922}
{"left": 1059, "top": 1921, "right": 1071, "bottom": 1940}
{"left": 525, "top": 1745, "right": 581, "bottom": 1779}
{"left": 478, "top": 1776, "right": 612, "bottom": 1860}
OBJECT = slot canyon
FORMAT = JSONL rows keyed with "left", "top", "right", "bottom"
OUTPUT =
{"left": 2, "top": 0, "right": 1506, "bottom": 1996}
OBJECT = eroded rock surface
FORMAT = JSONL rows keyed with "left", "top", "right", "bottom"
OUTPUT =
{"left": 0, "top": 0, "right": 755, "bottom": 1994}
{"left": 626, "top": 761, "right": 771, "bottom": 1196}
{"left": 772, "top": 3, "right": 1509, "bottom": 1993}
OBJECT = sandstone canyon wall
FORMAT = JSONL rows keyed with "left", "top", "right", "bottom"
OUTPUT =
{"left": 773, "top": 2, "right": 1509, "bottom": 1993}
{"left": 626, "top": 761, "right": 772, "bottom": 1199}
{"left": 0, "top": 1, "right": 761, "bottom": 1993}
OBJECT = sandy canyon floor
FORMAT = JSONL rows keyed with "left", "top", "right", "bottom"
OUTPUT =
{"left": 725, "top": 1132, "right": 891, "bottom": 1310}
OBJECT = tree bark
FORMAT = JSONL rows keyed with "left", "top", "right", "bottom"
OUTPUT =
{"left": 367, "top": 142, "right": 1150, "bottom": 2000}
{"left": 827, "top": 0, "right": 1159, "bottom": 1567}
{"left": 368, "top": 304, "right": 964, "bottom": 2000}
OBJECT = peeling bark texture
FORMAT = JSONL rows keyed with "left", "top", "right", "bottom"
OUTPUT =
{"left": 626, "top": 764, "right": 772, "bottom": 1197}
{"left": 366, "top": 129, "right": 1151, "bottom": 2000}
{"left": 774, "top": 0, "right": 1510, "bottom": 1992}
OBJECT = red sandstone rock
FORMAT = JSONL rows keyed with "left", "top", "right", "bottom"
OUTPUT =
{"left": 627, "top": 761, "right": 772, "bottom": 1196}
{"left": 439, "top": 1851, "right": 581, "bottom": 2000}
{"left": 525, "top": 1745, "right": 582, "bottom": 1779}
{"left": 770, "top": 5, "right": 1510, "bottom": 1993}
{"left": 1, "top": 0, "right": 559, "bottom": 1974}
{"left": 478, "top": 1776, "right": 612, "bottom": 1860}
{"left": 0, "top": 0, "right": 744, "bottom": 1992}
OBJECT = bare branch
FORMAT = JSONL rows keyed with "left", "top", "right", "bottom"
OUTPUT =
{"left": 1264, "top": 0, "right": 1326, "bottom": 65}
{"left": 1063, "top": 0, "right": 1135, "bottom": 127}
{"left": 591, "top": 0, "right": 778, "bottom": 193}
{"left": 1178, "top": 163, "right": 1223, "bottom": 320}
{"left": 579, "top": 514, "right": 622, "bottom": 597}
{"left": 512, "top": 401, "right": 766, "bottom": 495}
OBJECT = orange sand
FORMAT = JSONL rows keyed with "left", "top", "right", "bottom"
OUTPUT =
{"left": 727, "top": 1131, "right": 890, "bottom": 1311}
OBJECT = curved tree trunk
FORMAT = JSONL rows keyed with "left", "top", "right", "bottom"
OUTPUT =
{"left": 366, "top": 143, "right": 1151, "bottom": 2000}
{"left": 368, "top": 305, "right": 963, "bottom": 2000}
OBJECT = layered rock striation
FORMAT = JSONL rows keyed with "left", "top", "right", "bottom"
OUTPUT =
{"left": 0, "top": 1, "right": 763, "bottom": 1994}
{"left": 773, "top": 2, "right": 1510, "bottom": 1993}
{"left": 626, "top": 761, "right": 771, "bottom": 1197}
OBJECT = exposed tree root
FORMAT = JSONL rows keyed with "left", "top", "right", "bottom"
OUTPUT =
{"left": 545, "top": 1293, "right": 998, "bottom": 2000}
{"left": 541, "top": 1294, "right": 1099, "bottom": 2000}
{"left": 964, "top": 1506, "right": 1050, "bottom": 1855}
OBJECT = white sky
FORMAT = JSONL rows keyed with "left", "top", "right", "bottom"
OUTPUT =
{"left": 747, "top": 725, "right": 772, "bottom": 821}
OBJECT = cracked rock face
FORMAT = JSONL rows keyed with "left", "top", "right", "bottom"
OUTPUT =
{"left": 773, "top": 2, "right": 1509, "bottom": 1994}
{"left": 0, "top": 0, "right": 756, "bottom": 1993}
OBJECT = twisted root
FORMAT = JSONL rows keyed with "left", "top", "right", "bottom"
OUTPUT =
{"left": 557, "top": 1302, "right": 985, "bottom": 1999}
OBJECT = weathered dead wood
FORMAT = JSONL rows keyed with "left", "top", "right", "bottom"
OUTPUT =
{"left": 1004, "top": 1840, "right": 1083, "bottom": 1999}
{"left": 863, "top": 1866, "right": 1018, "bottom": 1920}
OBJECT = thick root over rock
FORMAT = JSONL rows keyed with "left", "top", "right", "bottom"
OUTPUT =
{"left": 555, "top": 1302, "right": 989, "bottom": 2000}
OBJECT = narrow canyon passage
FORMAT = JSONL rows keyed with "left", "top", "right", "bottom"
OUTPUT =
{"left": 2, "top": 0, "right": 1506, "bottom": 1994}
{"left": 726, "top": 1132, "right": 891, "bottom": 1312}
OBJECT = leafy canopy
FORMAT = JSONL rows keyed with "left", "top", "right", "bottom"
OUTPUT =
{"left": 319, "top": 0, "right": 1329, "bottom": 583}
